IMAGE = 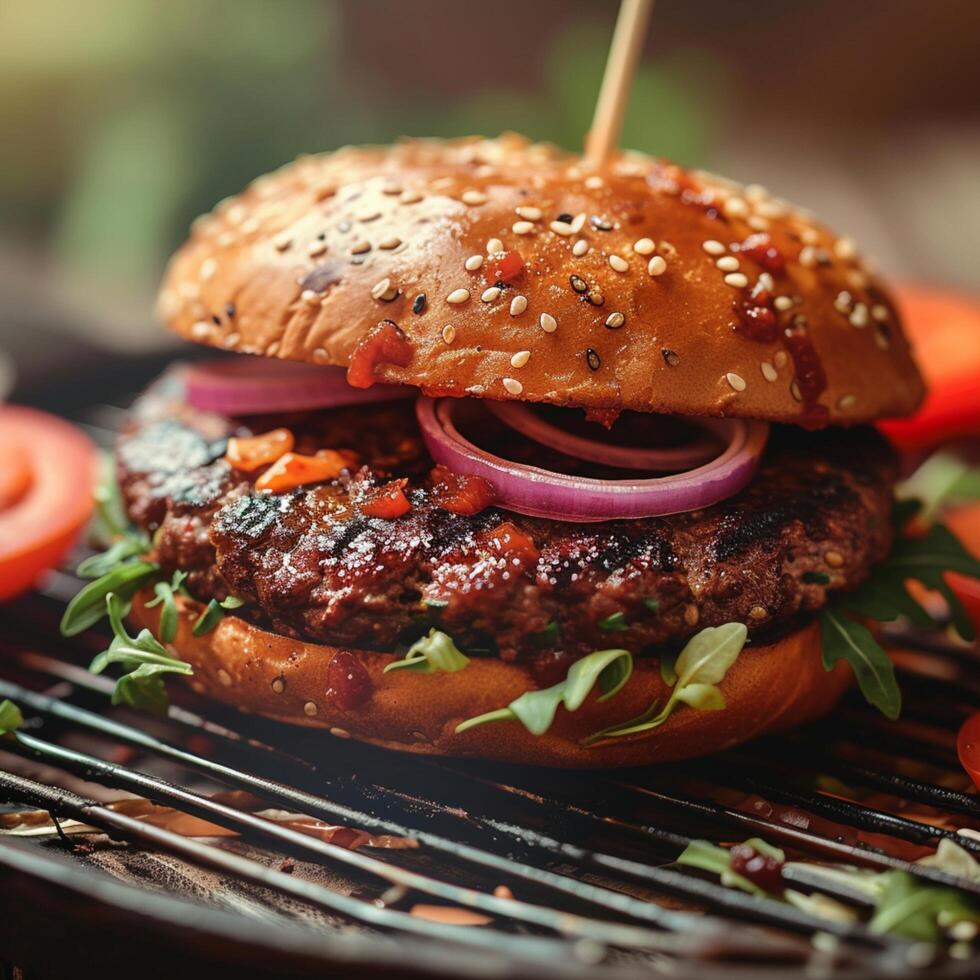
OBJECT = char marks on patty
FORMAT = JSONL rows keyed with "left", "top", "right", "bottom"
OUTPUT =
{"left": 117, "top": 380, "right": 897, "bottom": 663}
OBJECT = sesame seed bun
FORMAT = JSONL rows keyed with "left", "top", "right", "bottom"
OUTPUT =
{"left": 159, "top": 134, "right": 923, "bottom": 426}
{"left": 133, "top": 591, "right": 850, "bottom": 768}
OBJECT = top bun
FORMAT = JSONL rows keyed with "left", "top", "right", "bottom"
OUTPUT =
{"left": 158, "top": 134, "right": 924, "bottom": 425}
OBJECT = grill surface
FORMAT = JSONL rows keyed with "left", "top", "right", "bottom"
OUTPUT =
{"left": 1, "top": 387, "right": 979, "bottom": 979}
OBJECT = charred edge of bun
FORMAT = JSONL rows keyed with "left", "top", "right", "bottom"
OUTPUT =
{"left": 158, "top": 135, "right": 924, "bottom": 426}
{"left": 133, "top": 591, "right": 850, "bottom": 768}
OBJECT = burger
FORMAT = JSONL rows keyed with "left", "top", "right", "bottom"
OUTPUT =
{"left": 62, "top": 134, "right": 936, "bottom": 767}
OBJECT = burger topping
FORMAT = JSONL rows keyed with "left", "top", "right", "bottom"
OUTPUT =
{"left": 226, "top": 428, "right": 294, "bottom": 473}
{"left": 384, "top": 628, "right": 469, "bottom": 674}
{"left": 416, "top": 396, "right": 769, "bottom": 522}
{"left": 487, "top": 250, "right": 524, "bottom": 284}
{"left": 429, "top": 464, "right": 496, "bottom": 516}
{"left": 358, "top": 479, "right": 412, "bottom": 519}
{"left": 254, "top": 450, "right": 353, "bottom": 494}
{"left": 346, "top": 319, "right": 413, "bottom": 389}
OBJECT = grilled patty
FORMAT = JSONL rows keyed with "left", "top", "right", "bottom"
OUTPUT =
{"left": 118, "top": 377, "right": 897, "bottom": 674}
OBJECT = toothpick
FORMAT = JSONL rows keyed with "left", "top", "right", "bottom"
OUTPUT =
{"left": 584, "top": 0, "right": 655, "bottom": 169}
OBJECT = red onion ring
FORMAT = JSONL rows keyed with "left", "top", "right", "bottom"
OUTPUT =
{"left": 185, "top": 357, "right": 413, "bottom": 415}
{"left": 485, "top": 401, "right": 728, "bottom": 472}
{"left": 416, "top": 398, "right": 769, "bottom": 522}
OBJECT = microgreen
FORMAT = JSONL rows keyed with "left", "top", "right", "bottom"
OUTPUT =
{"left": 597, "top": 611, "right": 629, "bottom": 633}
{"left": 531, "top": 621, "right": 560, "bottom": 648}
{"left": 385, "top": 629, "right": 470, "bottom": 674}
{"left": 584, "top": 623, "right": 747, "bottom": 745}
{"left": 191, "top": 595, "right": 244, "bottom": 636}
{"left": 0, "top": 700, "right": 24, "bottom": 735}
{"left": 60, "top": 560, "right": 160, "bottom": 637}
{"left": 89, "top": 593, "right": 193, "bottom": 716}
{"left": 455, "top": 648, "right": 633, "bottom": 736}
{"left": 144, "top": 570, "right": 189, "bottom": 643}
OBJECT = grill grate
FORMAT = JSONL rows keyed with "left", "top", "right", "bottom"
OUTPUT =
{"left": 1, "top": 397, "right": 979, "bottom": 979}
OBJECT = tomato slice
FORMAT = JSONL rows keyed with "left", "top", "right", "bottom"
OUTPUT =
{"left": 879, "top": 286, "right": 980, "bottom": 451}
{"left": 943, "top": 503, "right": 980, "bottom": 633}
{"left": 0, "top": 406, "right": 96, "bottom": 600}
{"left": 957, "top": 713, "right": 980, "bottom": 792}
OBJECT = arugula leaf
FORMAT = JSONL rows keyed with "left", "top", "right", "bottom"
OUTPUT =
{"left": 659, "top": 651, "right": 678, "bottom": 687}
{"left": 819, "top": 610, "right": 901, "bottom": 720}
{"left": 385, "top": 629, "right": 470, "bottom": 674}
{"left": 0, "top": 699, "right": 24, "bottom": 735}
{"left": 584, "top": 624, "right": 747, "bottom": 745}
{"left": 76, "top": 530, "right": 152, "bottom": 579}
{"left": 454, "top": 648, "right": 633, "bottom": 736}
{"left": 87, "top": 450, "right": 129, "bottom": 547}
{"left": 899, "top": 452, "right": 980, "bottom": 524}
{"left": 676, "top": 838, "right": 785, "bottom": 897}
{"left": 598, "top": 612, "right": 629, "bottom": 633}
{"left": 869, "top": 871, "right": 980, "bottom": 942}
{"left": 144, "top": 570, "right": 189, "bottom": 643}
{"left": 60, "top": 560, "right": 160, "bottom": 636}
{"left": 90, "top": 594, "right": 193, "bottom": 716}
{"left": 642, "top": 596, "right": 660, "bottom": 614}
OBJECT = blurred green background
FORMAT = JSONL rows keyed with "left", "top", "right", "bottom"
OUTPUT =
{"left": 1, "top": 0, "right": 978, "bottom": 397}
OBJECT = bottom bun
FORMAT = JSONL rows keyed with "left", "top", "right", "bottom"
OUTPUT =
{"left": 132, "top": 592, "right": 850, "bottom": 768}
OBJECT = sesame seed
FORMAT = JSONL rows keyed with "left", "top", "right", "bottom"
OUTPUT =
{"left": 446, "top": 288, "right": 470, "bottom": 305}
{"left": 378, "top": 236, "right": 402, "bottom": 250}
{"left": 584, "top": 175, "right": 604, "bottom": 189}
{"left": 590, "top": 216, "right": 613, "bottom": 231}
{"left": 608, "top": 254, "right": 629, "bottom": 273}
{"left": 702, "top": 239, "right": 725, "bottom": 256}
{"left": 350, "top": 240, "right": 371, "bottom": 255}
{"left": 381, "top": 182, "right": 402, "bottom": 195}
{"left": 747, "top": 215, "right": 770, "bottom": 231}
{"left": 464, "top": 254, "right": 484, "bottom": 271}
{"left": 217, "top": 231, "right": 235, "bottom": 247}
{"left": 724, "top": 272, "right": 749, "bottom": 288}
{"left": 272, "top": 233, "right": 293, "bottom": 251}
{"left": 569, "top": 213, "right": 587, "bottom": 233}
{"left": 556, "top": 212, "right": 573, "bottom": 223}
{"left": 412, "top": 293, "right": 427, "bottom": 315}
{"left": 191, "top": 321, "right": 211, "bottom": 339}
{"left": 540, "top": 312, "right": 557, "bottom": 333}
{"left": 512, "top": 221, "right": 535, "bottom": 235}
{"left": 357, "top": 210, "right": 381, "bottom": 223}
{"left": 300, "top": 289, "right": 319, "bottom": 305}
{"left": 550, "top": 220, "right": 575, "bottom": 236}
{"left": 199, "top": 258, "right": 217, "bottom": 280}
{"left": 502, "top": 377, "right": 523, "bottom": 395}
{"left": 761, "top": 361, "right": 778, "bottom": 382}
{"left": 569, "top": 274, "right": 588, "bottom": 293}
{"left": 572, "top": 238, "right": 589, "bottom": 256}
{"left": 837, "top": 394, "right": 857, "bottom": 410}
{"left": 400, "top": 190, "right": 423, "bottom": 204}
{"left": 799, "top": 245, "right": 818, "bottom": 267}
{"left": 481, "top": 286, "right": 501, "bottom": 303}
{"left": 774, "top": 295, "right": 794, "bottom": 311}
{"left": 586, "top": 348, "right": 601, "bottom": 371}
{"left": 825, "top": 550, "right": 844, "bottom": 568}
{"left": 515, "top": 206, "right": 541, "bottom": 221}
{"left": 217, "top": 668, "right": 232, "bottom": 687}
{"left": 311, "top": 346, "right": 327, "bottom": 362}
{"left": 303, "top": 701, "right": 318, "bottom": 717}
{"left": 271, "top": 677, "right": 285, "bottom": 694}
{"left": 849, "top": 303, "right": 869, "bottom": 328}
{"left": 723, "top": 196, "right": 749, "bottom": 218}
{"left": 726, "top": 372, "right": 747, "bottom": 392}
{"left": 758, "top": 272, "right": 775, "bottom": 291}
{"left": 510, "top": 350, "right": 531, "bottom": 368}
{"left": 647, "top": 256, "right": 667, "bottom": 277}
{"left": 800, "top": 227, "right": 819, "bottom": 245}
{"left": 871, "top": 304, "right": 889, "bottom": 322}
{"left": 774, "top": 350, "right": 789, "bottom": 369}
{"left": 307, "top": 240, "right": 328, "bottom": 258}
{"left": 371, "top": 278, "right": 399, "bottom": 301}
{"left": 745, "top": 183, "right": 769, "bottom": 201}
{"left": 462, "top": 189, "right": 487, "bottom": 205}
{"left": 442, "top": 324, "right": 456, "bottom": 344}
{"left": 790, "top": 380, "right": 803, "bottom": 401}
{"left": 585, "top": 289, "right": 604, "bottom": 307}
{"left": 847, "top": 269, "right": 868, "bottom": 290}
{"left": 749, "top": 605, "right": 767, "bottom": 621}
{"left": 716, "top": 256, "right": 739, "bottom": 272}
{"left": 662, "top": 348, "right": 680, "bottom": 367}
{"left": 633, "top": 238, "right": 655, "bottom": 255}
{"left": 509, "top": 295, "right": 528, "bottom": 316}
{"left": 834, "top": 237, "right": 857, "bottom": 261}
{"left": 834, "top": 290, "right": 853, "bottom": 313}
{"left": 605, "top": 312, "right": 625, "bottom": 329}
{"left": 486, "top": 238, "right": 504, "bottom": 255}
{"left": 684, "top": 604, "right": 700, "bottom": 627}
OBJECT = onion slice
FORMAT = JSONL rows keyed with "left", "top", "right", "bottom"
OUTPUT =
{"left": 185, "top": 357, "right": 413, "bottom": 416}
{"left": 416, "top": 398, "right": 769, "bottom": 522}
{"left": 485, "top": 400, "right": 728, "bottom": 472}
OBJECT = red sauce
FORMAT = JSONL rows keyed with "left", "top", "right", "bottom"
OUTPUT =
{"left": 482, "top": 521, "right": 540, "bottom": 564}
{"left": 488, "top": 250, "right": 524, "bottom": 284}
{"left": 583, "top": 407, "right": 621, "bottom": 429}
{"left": 734, "top": 290, "right": 779, "bottom": 342}
{"left": 729, "top": 843, "right": 784, "bottom": 893}
{"left": 347, "top": 320, "right": 413, "bottom": 388}
{"left": 531, "top": 649, "right": 576, "bottom": 687}
{"left": 429, "top": 464, "right": 496, "bottom": 515}
{"left": 359, "top": 479, "right": 412, "bottom": 519}
{"left": 734, "top": 233, "right": 786, "bottom": 275}
{"left": 784, "top": 325, "right": 829, "bottom": 418}
{"left": 327, "top": 650, "right": 373, "bottom": 710}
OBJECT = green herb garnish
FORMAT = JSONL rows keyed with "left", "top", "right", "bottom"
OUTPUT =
{"left": 802, "top": 571, "right": 831, "bottom": 585}
{"left": 0, "top": 699, "right": 24, "bottom": 735}
{"left": 385, "top": 629, "right": 470, "bottom": 674}
{"left": 597, "top": 611, "right": 629, "bottom": 633}
{"left": 76, "top": 530, "right": 152, "bottom": 579}
{"left": 60, "top": 560, "right": 160, "bottom": 637}
{"left": 144, "top": 570, "right": 189, "bottom": 643}
{"left": 191, "top": 595, "right": 244, "bottom": 636}
{"left": 455, "top": 648, "right": 633, "bottom": 736}
{"left": 90, "top": 593, "right": 193, "bottom": 716}
{"left": 584, "top": 623, "right": 747, "bottom": 745}
{"left": 531, "top": 621, "right": 560, "bottom": 648}
{"left": 642, "top": 597, "right": 660, "bottom": 614}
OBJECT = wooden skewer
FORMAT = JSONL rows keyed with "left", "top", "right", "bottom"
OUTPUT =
{"left": 584, "top": 0, "right": 655, "bottom": 169}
